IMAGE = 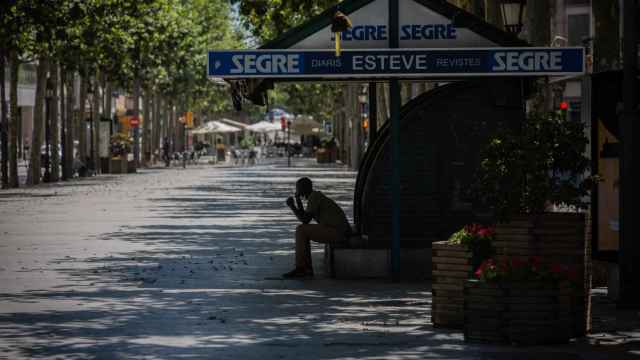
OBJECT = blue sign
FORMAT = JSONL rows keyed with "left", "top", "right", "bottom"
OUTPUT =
{"left": 208, "top": 48, "right": 585, "bottom": 79}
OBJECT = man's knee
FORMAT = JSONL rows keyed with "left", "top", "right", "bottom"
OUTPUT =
{"left": 296, "top": 224, "right": 308, "bottom": 238}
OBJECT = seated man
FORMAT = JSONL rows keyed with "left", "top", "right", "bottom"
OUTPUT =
{"left": 284, "top": 177, "right": 351, "bottom": 278}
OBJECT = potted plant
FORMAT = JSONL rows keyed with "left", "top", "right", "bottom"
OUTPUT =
{"left": 110, "top": 133, "right": 132, "bottom": 174}
{"left": 465, "top": 256, "right": 578, "bottom": 345}
{"left": 471, "top": 110, "right": 595, "bottom": 336}
{"left": 432, "top": 224, "right": 494, "bottom": 328}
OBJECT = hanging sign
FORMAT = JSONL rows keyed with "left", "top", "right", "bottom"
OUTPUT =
{"left": 208, "top": 48, "right": 585, "bottom": 79}
{"left": 289, "top": 0, "right": 497, "bottom": 49}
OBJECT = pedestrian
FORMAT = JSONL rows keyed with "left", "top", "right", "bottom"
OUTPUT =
{"left": 162, "top": 138, "right": 171, "bottom": 167}
{"left": 283, "top": 177, "right": 351, "bottom": 278}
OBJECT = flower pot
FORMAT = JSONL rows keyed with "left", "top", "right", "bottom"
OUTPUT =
{"left": 431, "top": 241, "right": 472, "bottom": 329}
{"left": 464, "top": 279, "right": 574, "bottom": 345}
{"left": 494, "top": 213, "right": 588, "bottom": 337}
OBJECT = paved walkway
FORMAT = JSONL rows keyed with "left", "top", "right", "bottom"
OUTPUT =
{"left": 0, "top": 159, "right": 638, "bottom": 359}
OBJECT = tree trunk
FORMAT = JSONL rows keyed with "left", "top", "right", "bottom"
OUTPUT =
{"left": 153, "top": 92, "right": 161, "bottom": 163}
{"left": 592, "top": 0, "right": 620, "bottom": 71}
{"left": 64, "top": 70, "right": 75, "bottom": 179}
{"left": 525, "top": 0, "right": 550, "bottom": 46}
{"left": 142, "top": 87, "right": 151, "bottom": 165}
{"left": 92, "top": 74, "right": 100, "bottom": 173}
{"left": 8, "top": 50, "right": 20, "bottom": 187}
{"left": 78, "top": 74, "right": 87, "bottom": 163}
{"left": 484, "top": 0, "right": 503, "bottom": 28}
{"left": 1, "top": 49, "right": 8, "bottom": 188}
{"left": 132, "top": 78, "right": 141, "bottom": 166}
{"left": 59, "top": 67, "right": 67, "bottom": 180}
{"left": 27, "top": 57, "right": 48, "bottom": 185}
{"left": 50, "top": 62, "right": 60, "bottom": 182}
{"left": 525, "top": 0, "right": 551, "bottom": 112}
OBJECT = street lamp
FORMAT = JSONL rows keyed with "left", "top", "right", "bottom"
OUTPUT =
{"left": 499, "top": 0, "right": 527, "bottom": 34}
{"left": 43, "top": 77, "right": 54, "bottom": 182}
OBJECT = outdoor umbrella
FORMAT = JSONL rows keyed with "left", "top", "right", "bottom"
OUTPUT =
{"left": 246, "top": 120, "right": 281, "bottom": 133}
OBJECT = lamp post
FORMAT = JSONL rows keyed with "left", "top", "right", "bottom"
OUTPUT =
{"left": 43, "top": 77, "right": 54, "bottom": 183}
{"left": 499, "top": 0, "right": 526, "bottom": 34}
{"left": 358, "top": 86, "right": 368, "bottom": 152}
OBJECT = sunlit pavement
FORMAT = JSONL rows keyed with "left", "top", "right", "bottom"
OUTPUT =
{"left": 0, "top": 158, "right": 638, "bottom": 359}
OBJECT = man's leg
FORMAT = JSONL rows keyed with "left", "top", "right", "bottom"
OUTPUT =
{"left": 295, "top": 224, "right": 338, "bottom": 271}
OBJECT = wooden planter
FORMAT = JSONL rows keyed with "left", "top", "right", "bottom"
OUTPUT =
{"left": 464, "top": 279, "right": 573, "bottom": 345}
{"left": 431, "top": 241, "right": 472, "bottom": 328}
{"left": 110, "top": 157, "right": 128, "bottom": 174}
{"left": 494, "top": 213, "right": 588, "bottom": 337}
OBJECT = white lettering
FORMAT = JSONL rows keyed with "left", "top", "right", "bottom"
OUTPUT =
{"left": 550, "top": 51, "right": 562, "bottom": 70}
{"left": 416, "top": 55, "right": 428, "bottom": 69}
{"left": 274, "top": 55, "right": 287, "bottom": 73}
{"left": 493, "top": 53, "right": 506, "bottom": 71}
{"left": 287, "top": 54, "right": 299, "bottom": 73}
{"left": 245, "top": 55, "right": 257, "bottom": 74}
{"left": 230, "top": 55, "right": 243, "bottom": 74}
{"left": 365, "top": 56, "right": 376, "bottom": 70}
{"left": 493, "top": 51, "right": 565, "bottom": 72}
{"left": 353, "top": 55, "right": 364, "bottom": 70}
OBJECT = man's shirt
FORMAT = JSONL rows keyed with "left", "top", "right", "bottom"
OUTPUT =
{"left": 306, "top": 191, "right": 350, "bottom": 235}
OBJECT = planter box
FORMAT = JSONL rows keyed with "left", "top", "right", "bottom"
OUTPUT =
{"left": 431, "top": 241, "right": 472, "bottom": 329}
{"left": 494, "top": 213, "right": 588, "bottom": 337}
{"left": 464, "top": 279, "right": 573, "bottom": 345}
{"left": 110, "top": 157, "right": 128, "bottom": 174}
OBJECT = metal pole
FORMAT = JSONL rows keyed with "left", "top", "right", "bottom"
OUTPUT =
{"left": 287, "top": 122, "right": 291, "bottom": 167}
{"left": 389, "top": 0, "right": 401, "bottom": 280}
{"left": 369, "top": 82, "right": 377, "bottom": 144}
{"left": 619, "top": 0, "right": 638, "bottom": 308}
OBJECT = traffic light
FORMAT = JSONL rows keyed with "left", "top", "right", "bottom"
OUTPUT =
{"left": 362, "top": 117, "right": 369, "bottom": 129}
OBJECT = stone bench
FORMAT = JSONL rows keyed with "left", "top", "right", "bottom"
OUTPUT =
{"left": 324, "top": 231, "right": 432, "bottom": 279}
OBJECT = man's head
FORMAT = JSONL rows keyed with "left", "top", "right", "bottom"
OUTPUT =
{"left": 296, "top": 177, "right": 313, "bottom": 198}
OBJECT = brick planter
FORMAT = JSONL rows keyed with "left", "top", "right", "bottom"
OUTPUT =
{"left": 431, "top": 241, "right": 472, "bottom": 328}
{"left": 494, "top": 213, "right": 588, "bottom": 337}
{"left": 464, "top": 279, "right": 573, "bottom": 345}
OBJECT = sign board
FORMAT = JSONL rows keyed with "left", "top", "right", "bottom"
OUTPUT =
{"left": 130, "top": 116, "right": 140, "bottom": 127}
{"left": 291, "top": 0, "right": 497, "bottom": 49}
{"left": 324, "top": 121, "right": 333, "bottom": 135}
{"left": 209, "top": 48, "right": 585, "bottom": 79}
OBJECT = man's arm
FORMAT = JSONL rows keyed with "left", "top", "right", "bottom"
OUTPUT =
{"left": 286, "top": 196, "right": 313, "bottom": 224}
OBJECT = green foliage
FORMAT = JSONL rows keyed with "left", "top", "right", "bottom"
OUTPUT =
{"left": 475, "top": 256, "right": 579, "bottom": 285}
{"left": 447, "top": 224, "right": 495, "bottom": 272}
{"left": 233, "top": 0, "right": 340, "bottom": 43}
{"left": 473, "top": 111, "right": 592, "bottom": 222}
{"left": 233, "top": 0, "right": 343, "bottom": 120}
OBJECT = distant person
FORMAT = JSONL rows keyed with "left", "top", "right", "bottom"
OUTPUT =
{"left": 162, "top": 138, "right": 171, "bottom": 167}
{"left": 283, "top": 177, "right": 351, "bottom": 278}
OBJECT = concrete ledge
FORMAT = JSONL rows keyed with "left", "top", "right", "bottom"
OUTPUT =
{"left": 331, "top": 248, "right": 432, "bottom": 280}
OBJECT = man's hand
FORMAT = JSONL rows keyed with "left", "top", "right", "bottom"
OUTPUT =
{"left": 286, "top": 196, "right": 295, "bottom": 208}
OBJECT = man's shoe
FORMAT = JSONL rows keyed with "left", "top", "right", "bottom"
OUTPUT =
{"left": 282, "top": 268, "right": 314, "bottom": 278}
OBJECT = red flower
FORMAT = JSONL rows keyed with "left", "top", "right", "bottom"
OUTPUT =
{"left": 511, "top": 257, "right": 526, "bottom": 270}
{"left": 550, "top": 263, "right": 565, "bottom": 274}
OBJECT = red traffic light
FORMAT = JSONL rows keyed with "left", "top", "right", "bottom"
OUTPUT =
{"left": 559, "top": 101, "right": 569, "bottom": 111}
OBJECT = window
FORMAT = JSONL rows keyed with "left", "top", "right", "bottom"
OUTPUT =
{"left": 568, "top": 14, "right": 590, "bottom": 46}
